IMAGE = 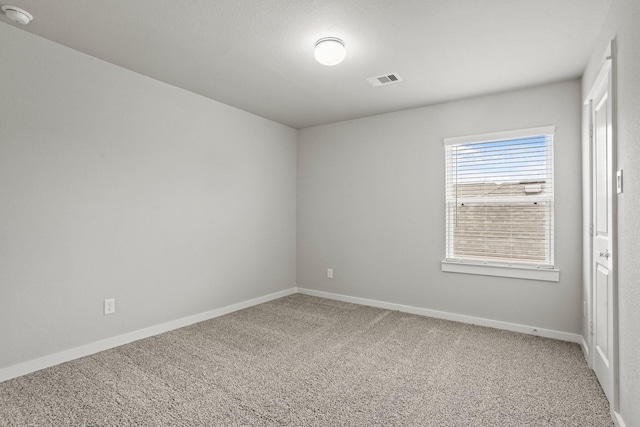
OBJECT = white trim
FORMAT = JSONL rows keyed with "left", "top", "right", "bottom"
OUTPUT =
{"left": 584, "top": 99, "right": 595, "bottom": 371}
{"left": 443, "top": 126, "right": 555, "bottom": 146}
{"left": 613, "top": 411, "right": 626, "bottom": 427}
{"left": 581, "top": 335, "right": 590, "bottom": 361}
{"left": 297, "top": 287, "right": 581, "bottom": 343}
{"left": 0, "top": 287, "right": 297, "bottom": 384}
{"left": 441, "top": 260, "right": 559, "bottom": 282}
{"left": 609, "top": 38, "right": 620, "bottom": 420}
{"left": 451, "top": 196, "right": 552, "bottom": 204}
{"left": 584, "top": 58, "right": 612, "bottom": 105}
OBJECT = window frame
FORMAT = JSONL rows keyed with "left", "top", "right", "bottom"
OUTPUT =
{"left": 441, "top": 126, "right": 559, "bottom": 282}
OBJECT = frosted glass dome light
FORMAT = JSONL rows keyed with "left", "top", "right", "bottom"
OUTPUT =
{"left": 314, "top": 37, "right": 346, "bottom": 66}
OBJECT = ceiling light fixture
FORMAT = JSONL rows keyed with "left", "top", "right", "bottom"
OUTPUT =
{"left": 1, "top": 5, "right": 33, "bottom": 25}
{"left": 314, "top": 37, "right": 346, "bottom": 66}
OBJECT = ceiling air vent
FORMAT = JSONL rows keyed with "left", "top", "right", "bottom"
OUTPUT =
{"left": 366, "top": 73, "right": 403, "bottom": 87}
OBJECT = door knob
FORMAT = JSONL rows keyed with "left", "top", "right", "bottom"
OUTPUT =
{"left": 599, "top": 250, "right": 610, "bottom": 260}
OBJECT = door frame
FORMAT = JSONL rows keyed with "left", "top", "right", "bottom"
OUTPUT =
{"left": 584, "top": 38, "right": 619, "bottom": 419}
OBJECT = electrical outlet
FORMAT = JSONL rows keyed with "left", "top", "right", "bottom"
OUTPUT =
{"left": 327, "top": 268, "right": 333, "bottom": 279}
{"left": 104, "top": 298, "right": 115, "bottom": 315}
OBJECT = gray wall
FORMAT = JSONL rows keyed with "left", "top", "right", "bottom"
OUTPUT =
{"left": 298, "top": 80, "right": 582, "bottom": 334}
{"left": 0, "top": 23, "right": 297, "bottom": 369}
{"left": 581, "top": 0, "right": 640, "bottom": 424}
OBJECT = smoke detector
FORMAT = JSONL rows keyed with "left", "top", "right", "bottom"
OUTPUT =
{"left": 1, "top": 5, "right": 33, "bottom": 25}
{"left": 366, "top": 73, "right": 403, "bottom": 87}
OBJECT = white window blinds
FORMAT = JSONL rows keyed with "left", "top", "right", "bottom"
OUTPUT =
{"left": 444, "top": 127, "right": 555, "bottom": 268}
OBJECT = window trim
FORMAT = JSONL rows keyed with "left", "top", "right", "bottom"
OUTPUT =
{"left": 443, "top": 126, "right": 558, "bottom": 280}
{"left": 443, "top": 126, "right": 555, "bottom": 147}
{"left": 441, "top": 260, "right": 560, "bottom": 282}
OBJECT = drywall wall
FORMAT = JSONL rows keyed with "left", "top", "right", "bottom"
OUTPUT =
{"left": 582, "top": 0, "right": 640, "bottom": 425}
{"left": 0, "top": 23, "right": 296, "bottom": 369}
{"left": 298, "top": 80, "right": 582, "bottom": 334}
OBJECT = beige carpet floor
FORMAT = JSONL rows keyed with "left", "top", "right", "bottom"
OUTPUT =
{"left": 0, "top": 294, "right": 612, "bottom": 426}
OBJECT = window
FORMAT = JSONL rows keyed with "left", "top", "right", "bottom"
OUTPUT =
{"left": 442, "top": 126, "right": 558, "bottom": 282}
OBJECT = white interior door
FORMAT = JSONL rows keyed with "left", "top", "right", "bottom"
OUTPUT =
{"left": 591, "top": 62, "right": 614, "bottom": 403}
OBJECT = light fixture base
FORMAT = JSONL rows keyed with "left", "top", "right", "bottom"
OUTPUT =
{"left": 315, "top": 37, "right": 344, "bottom": 48}
{"left": 1, "top": 5, "right": 33, "bottom": 25}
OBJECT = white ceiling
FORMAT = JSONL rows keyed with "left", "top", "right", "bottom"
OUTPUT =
{"left": 1, "top": 0, "right": 611, "bottom": 129}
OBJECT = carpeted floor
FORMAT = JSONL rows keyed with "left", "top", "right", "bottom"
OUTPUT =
{"left": 0, "top": 294, "right": 612, "bottom": 426}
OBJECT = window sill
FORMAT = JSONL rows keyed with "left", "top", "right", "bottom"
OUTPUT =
{"left": 441, "top": 260, "right": 559, "bottom": 282}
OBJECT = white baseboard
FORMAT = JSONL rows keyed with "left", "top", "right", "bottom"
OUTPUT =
{"left": 581, "top": 336, "right": 590, "bottom": 358}
{"left": 0, "top": 287, "right": 297, "bottom": 384}
{"left": 613, "top": 411, "right": 626, "bottom": 427}
{"left": 297, "top": 288, "right": 582, "bottom": 344}
{"left": 0, "top": 286, "right": 586, "bottom": 384}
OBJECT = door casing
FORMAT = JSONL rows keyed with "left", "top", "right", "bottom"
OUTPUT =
{"left": 584, "top": 38, "right": 619, "bottom": 420}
